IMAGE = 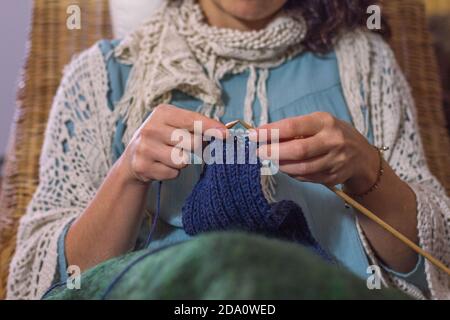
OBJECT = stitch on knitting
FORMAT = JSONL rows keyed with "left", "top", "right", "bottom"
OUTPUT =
{"left": 179, "top": 130, "right": 333, "bottom": 261}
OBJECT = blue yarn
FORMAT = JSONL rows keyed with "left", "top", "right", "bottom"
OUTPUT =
{"left": 41, "top": 280, "right": 68, "bottom": 299}
{"left": 144, "top": 181, "right": 163, "bottom": 248}
{"left": 100, "top": 241, "right": 182, "bottom": 300}
{"left": 182, "top": 131, "right": 333, "bottom": 262}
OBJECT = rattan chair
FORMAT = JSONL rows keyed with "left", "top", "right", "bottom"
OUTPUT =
{"left": 0, "top": 0, "right": 448, "bottom": 299}
{"left": 0, "top": 0, "right": 112, "bottom": 299}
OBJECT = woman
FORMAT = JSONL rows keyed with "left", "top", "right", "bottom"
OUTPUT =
{"left": 7, "top": 0, "right": 450, "bottom": 299}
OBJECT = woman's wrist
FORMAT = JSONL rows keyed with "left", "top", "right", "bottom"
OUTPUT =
{"left": 113, "top": 154, "right": 152, "bottom": 188}
{"left": 344, "top": 144, "right": 380, "bottom": 196}
{"left": 66, "top": 154, "right": 152, "bottom": 271}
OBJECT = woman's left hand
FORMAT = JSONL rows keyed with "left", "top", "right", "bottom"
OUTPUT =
{"left": 251, "top": 112, "right": 380, "bottom": 194}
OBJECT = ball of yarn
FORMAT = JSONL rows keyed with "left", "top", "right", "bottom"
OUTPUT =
{"left": 182, "top": 131, "right": 333, "bottom": 261}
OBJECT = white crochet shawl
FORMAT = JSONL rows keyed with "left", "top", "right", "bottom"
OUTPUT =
{"left": 7, "top": 0, "right": 450, "bottom": 300}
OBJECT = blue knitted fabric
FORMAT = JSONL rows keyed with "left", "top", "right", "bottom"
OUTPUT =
{"left": 182, "top": 130, "right": 332, "bottom": 261}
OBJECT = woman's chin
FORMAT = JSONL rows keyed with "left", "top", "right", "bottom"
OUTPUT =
{"left": 213, "top": 0, "right": 287, "bottom": 22}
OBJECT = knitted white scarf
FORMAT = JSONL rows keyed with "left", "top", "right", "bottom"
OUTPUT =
{"left": 113, "top": 0, "right": 307, "bottom": 146}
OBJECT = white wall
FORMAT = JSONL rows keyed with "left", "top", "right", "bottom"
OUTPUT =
{"left": 0, "top": 0, "right": 33, "bottom": 157}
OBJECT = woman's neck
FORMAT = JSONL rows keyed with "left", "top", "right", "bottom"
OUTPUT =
{"left": 198, "top": 0, "right": 277, "bottom": 31}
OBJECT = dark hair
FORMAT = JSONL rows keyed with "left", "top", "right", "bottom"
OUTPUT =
{"left": 285, "top": 0, "right": 390, "bottom": 54}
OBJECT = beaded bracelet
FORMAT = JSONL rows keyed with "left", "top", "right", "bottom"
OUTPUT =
{"left": 346, "top": 145, "right": 389, "bottom": 198}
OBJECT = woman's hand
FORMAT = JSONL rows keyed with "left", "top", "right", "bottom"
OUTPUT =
{"left": 253, "top": 112, "right": 419, "bottom": 272}
{"left": 119, "top": 104, "right": 228, "bottom": 184}
{"left": 66, "top": 104, "right": 227, "bottom": 271}
{"left": 252, "top": 112, "right": 379, "bottom": 194}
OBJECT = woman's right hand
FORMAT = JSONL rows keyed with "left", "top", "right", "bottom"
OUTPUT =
{"left": 119, "top": 104, "right": 228, "bottom": 184}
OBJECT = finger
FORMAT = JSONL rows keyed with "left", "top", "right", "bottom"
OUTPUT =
{"left": 157, "top": 105, "right": 228, "bottom": 139}
{"left": 150, "top": 162, "right": 180, "bottom": 181}
{"left": 168, "top": 147, "right": 191, "bottom": 168}
{"left": 132, "top": 155, "right": 180, "bottom": 182}
{"left": 156, "top": 125, "right": 204, "bottom": 152}
{"left": 251, "top": 113, "right": 325, "bottom": 142}
{"left": 294, "top": 172, "right": 341, "bottom": 187}
{"left": 139, "top": 141, "right": 189, "bottom": 170}
{"left": 141, "top": 123, "right": 205, "bottom": 155}
{"left": 158, "top": 144, "right": 189, "bottom": 170}
{"left": 257, "top": 136, "right": 328, "bottom": 162}
{"left": 279, "top": 153, "right": 334, "bottom": 176}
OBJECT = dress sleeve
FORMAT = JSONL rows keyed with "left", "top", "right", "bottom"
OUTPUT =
{"left": 56, "top": 220, "right": 78, "bottom": 285}
{"left": 357, "top": 34, "right": 450, "bottom": 300}
{"left": 380, "top": 255, "right": 428, "bottom": 294}
{"left": 6, "top": 43, "right": 111, "bottom": 300}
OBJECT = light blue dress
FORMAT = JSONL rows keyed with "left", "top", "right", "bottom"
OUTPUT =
{"left": 56, "top": 39, "right": 427, "bottom": 293}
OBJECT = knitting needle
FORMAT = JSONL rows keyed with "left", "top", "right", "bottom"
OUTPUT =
{"left": 224, "top": 119, "right": 450, "bottom": 276}
{"left": 225, "top": 119, "right": 253, "bottom": 130}
{"left": 328, "top": 186, "right": 450, "bottom": 276}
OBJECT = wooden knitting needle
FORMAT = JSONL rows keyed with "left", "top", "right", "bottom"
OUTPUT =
{"left": 224, "top": 119, "right": 450, "bottom": 276}
{"left": 225, "top": 119, "right": 253, "bottom": 130}
{"left": 329, "top": 186, "right": 450, "bottom": 276}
